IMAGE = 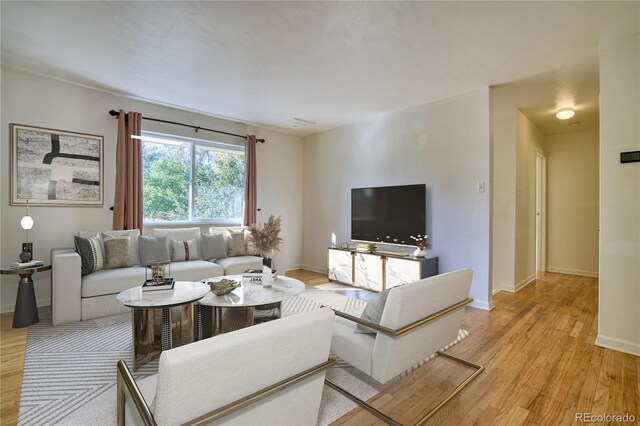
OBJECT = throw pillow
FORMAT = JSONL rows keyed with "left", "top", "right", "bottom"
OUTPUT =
{"left": 355, "top": 288, "right": 392, "bottom": 335}
{"left": 227, "top": 229, "right": 246, "bottom": 256}
{"left": 101, "top": 233, "right": 131, "bottom": 269}
{"left": 171, "top": 239, "right": 200, "bottom": 262}
{"left": 74, "top": 235, "right": 104, "bottom": 276}
{"left": 202, "top": 233, "right": 227, "bottom": 260}
{"left": 100, "top": 230, "right": 140, "bottom": 266}
{"left": 138, "top": 235, "right": 170, "bottom": 265}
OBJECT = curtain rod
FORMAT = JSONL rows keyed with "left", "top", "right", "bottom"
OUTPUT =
{"left": 108, "top": 110, "right": 265, "bottom": 143}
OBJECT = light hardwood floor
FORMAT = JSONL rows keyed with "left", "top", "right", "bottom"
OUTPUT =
{"left": 0, "top": 271, "right": 637, "bottom": 425}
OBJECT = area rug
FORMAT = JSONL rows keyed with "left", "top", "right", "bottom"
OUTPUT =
{"left": 18, "top": 289, "right": 468, "bottom": 425}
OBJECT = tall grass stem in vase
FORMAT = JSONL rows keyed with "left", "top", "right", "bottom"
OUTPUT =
{"left": 248, "top": 215, "right": 283, "bottom": 269}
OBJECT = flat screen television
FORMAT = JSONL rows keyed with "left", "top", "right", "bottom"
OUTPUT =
{"left": 351, "top": 184, "right": 426, "bottom": 246}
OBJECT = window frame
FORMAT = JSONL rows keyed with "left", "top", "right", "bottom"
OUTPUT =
{"left": 141, "top": 131, "right": 245, "bottom": 226}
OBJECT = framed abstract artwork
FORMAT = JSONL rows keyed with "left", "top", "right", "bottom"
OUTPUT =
{"left": 11, "top": 124, "right": 104, "bottom": 206}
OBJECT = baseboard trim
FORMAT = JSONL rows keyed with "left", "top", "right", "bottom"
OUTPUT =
{"left": 546, "top": 267, "right": 598, "bottom": 278}
{"left": 285, "top": 264, "right": 302, "bottom": 272}
{"left": 514, "top": 274, "right": 536, "bottom": 292}
{"left": 595, "top": 334, "right": 640, "bottom": 356}
{"left": 1, "top": 297, "right": 50, "bottom": 314}
{"left": 468, "top": 300, "right": 491, "bottom": 311}
{"left": 300, "top": 264, "right": 328, "bottom": 274}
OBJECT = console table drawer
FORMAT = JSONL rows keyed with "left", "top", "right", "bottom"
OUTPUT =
{"left": 328, "top": 249, "right": 354, "bottom": 285}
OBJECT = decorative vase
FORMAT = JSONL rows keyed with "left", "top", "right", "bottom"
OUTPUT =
{"left": 413, "top": 247, "right": 428, "bottom": 258}
{"left": 262, "top": 265, "right": 273, "bottom": 288}
{"left": 20, "top": 242, "right": 33, "bottom": 262}
{"left": 262, "top": 250, "right": 274, "bottom": 270}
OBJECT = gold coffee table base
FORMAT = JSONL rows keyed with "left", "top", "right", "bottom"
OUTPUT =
{"left": 195, "top": 304, "right": 282, "bottom": 340}
{"left": 131, "top": 305, "right": 198, "bottom": 370}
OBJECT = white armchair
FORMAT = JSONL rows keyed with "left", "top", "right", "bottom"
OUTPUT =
{"left": 327, "top": 269, "right": 484, "bottom": 425}
{"left": 118, "top": 307, "right": 335, "bottom": 425}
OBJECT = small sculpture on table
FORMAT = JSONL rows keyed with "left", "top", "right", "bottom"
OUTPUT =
{"left": 143, "top": 260, "right": 174, "bottom": 292}
{"left": 208, "top": 279, "right": 240, "bottom": 296}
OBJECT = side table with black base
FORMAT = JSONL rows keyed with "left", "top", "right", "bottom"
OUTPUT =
{"left": 0, "top": 265, "right": 51, "bottom": 328}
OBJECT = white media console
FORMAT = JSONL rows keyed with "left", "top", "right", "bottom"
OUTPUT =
{"left": 327, "top": 247, "right": 439, "bottom": 292}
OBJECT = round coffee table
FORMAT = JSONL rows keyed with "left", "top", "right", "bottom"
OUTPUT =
{"left": 195, "top": 275, "right": 305, "bottom": 339}
{"left": 0, "top": 264, "right": 51, "bottom": 328}
{"left": 117, "top": 281, "right": 209, "bottom": 370}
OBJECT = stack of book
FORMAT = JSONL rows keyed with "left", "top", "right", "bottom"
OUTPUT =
{"left": 10, "top": 260, "right": 44, "bottom": 269}
{"left": 142, "top": 278, "right": 175, "bottom": 292}
{"left": 242, "top": 269, "right": 264, "bottom": 285}
{"left": 242, "top": 269, "right": 278, "bottom": 285}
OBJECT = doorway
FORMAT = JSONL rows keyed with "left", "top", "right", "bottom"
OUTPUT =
{"left": 536, "top": 153, "right": 546, "bottom": 274}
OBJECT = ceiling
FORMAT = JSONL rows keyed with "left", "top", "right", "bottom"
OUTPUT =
{"left": 1, "top": 1, "right": 638, "bottom": 136}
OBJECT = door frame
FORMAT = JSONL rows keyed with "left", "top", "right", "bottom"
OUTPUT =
{"left": 536, "top": 153, "right": 547, "bottom": 273}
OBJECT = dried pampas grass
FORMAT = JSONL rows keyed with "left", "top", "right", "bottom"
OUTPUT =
{"left": 248, "top": 215, "right": 283, "bottom": 255}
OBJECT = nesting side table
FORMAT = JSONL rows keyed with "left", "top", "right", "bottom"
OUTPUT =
{"left": 0, "top": 264, "right": 51, "bottom": 328}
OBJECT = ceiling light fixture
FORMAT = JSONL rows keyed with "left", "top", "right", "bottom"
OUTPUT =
{"left": 556, "top": 108, "right": 575, "bottom": 120}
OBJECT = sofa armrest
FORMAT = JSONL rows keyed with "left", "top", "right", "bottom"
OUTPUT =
{"left": 51, "top": 248, "right": 82, "bottom": 325}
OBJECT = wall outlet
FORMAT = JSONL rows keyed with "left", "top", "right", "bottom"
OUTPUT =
{"left": 477, "top": 182, "right": 486, "bottom": 193}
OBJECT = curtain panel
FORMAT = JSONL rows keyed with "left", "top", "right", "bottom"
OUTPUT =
{"left": 113, "top": 110, "right": 143, "bottom": 231}
{"left": 243, "top": 134, "right": 257, "bottom": 226}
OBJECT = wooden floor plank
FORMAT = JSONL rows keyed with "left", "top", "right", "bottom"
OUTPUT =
{"left": 316, "top": 271, "right": 639, "bottom": 426}
{"left": 1, "top": 270, "right": 638, "bottom": 426}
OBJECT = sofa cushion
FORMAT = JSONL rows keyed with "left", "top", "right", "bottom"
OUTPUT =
{"left": 101, "top": 233, "right": 132, "bottom": 270}
{"left": 214, "top": 256, "right": 262, "bottom": 275}
{"left": 202, "top": 233, "right": 227, "bottom": 260}
{"left": 152, "top": 228, "right": 202, "bottom": 254}
{"left": 138, "top": 235, "right": 170, "bottom": 265}
{"left": 170, "top": 239, "right": 200, "bottom": 262}
{"left": 78, "top": 229, "right": 141, "bottom": 266}
{"left": 226, "top": 229, "right": 247, "bottom": 256}
{"left": 82, "top": 266, "right": 146, "bottom": 298}
{"left": 168, "top": 260, "right": 224, "bottom": 282}
{"left": 331, "top": 308, "right": 374, "bottom": 376}
{"left": 81, "top": 260, "right": 223, "bottom": 298}
{"left": 74, "top": 235, "right": 104, "bottom": 275}
{"left": 210, "top": 226, "right": 255, "bottom": 254}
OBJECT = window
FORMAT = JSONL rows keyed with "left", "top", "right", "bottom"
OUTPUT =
{"left": 141, "top": 131, "right": 245, "bottom": 223}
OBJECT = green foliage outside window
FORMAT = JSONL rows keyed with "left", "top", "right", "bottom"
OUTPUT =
{"left": 142, "top": 139, "right": 245, "bottom": 222}
{"left": 194, "top": 147, "right": 245, "bottom": 219}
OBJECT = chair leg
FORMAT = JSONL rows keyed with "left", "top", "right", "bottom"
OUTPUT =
{"left": 324, "top": 351, "right": 484, "bottom": 426}
{"left": 324, "top": 379, "right": 402, "bottom": 426}
{"left": 412, "top": 351, "right": 484, "bottom": 426}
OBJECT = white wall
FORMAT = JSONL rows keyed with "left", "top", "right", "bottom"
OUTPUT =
{"left": 489, "top": 87, "right": 517, "bottom": 294}
{"left": 0, "top": 70, "right": 304, "bottom": 313}
{"left": 596, "top": 34, "right": 640, "bottom": 356}
{"left": 302, "top": 88, "right": 492, "bottom": 310}
{"left": 514, "top": 111, "right": 546, "bottom": 290}
{"left": 546, "top": 130, "right": 599, "bottom": 277}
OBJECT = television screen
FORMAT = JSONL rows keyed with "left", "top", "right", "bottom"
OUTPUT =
{"left": 351, "top": 184, "right": 426, "bottom": 246}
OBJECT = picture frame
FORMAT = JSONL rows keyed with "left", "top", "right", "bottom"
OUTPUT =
{"left": 10, "top": 123, "right": 104, "bottom": 206}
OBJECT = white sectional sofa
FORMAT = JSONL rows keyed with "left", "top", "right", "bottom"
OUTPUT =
{"left": 51, "top": 227, "right": 283, "bottom": 325}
